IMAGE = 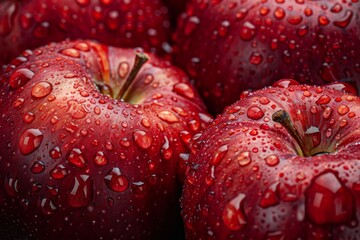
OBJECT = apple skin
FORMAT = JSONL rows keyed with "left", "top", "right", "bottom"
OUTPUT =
{"left": 0, "top": 0, "right": 171, "bottom": 66}
{"left": 182, "top": 80, "right": 360, "bottom": 239}
{"left": 0, "top": 40, "right": 211, "bottom": 239}
{"left": 173, "top": 0, "right": 360, "bottom": 114}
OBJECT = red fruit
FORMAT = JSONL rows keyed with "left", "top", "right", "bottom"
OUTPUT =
{"left": 173, "top": 0, "right": 360, "bottom": 114}
{"left": 182, "top": 79, "right": 360, "bottom": 239}
{"left": 0, "top": 0, "right": 171, "bottom": 65}
{"left": 0, "top": 40, "right": 211, "bottom": 239}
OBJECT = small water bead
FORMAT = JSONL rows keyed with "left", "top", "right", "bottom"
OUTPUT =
{"left": 93, "top": 151, "right": 108, "bottom": 166}
{"left": 67, "top": 174, "right": 93, "bottom": 208}
{"left": 104, "top": 168, "right": 129, "bottom": 192}
{"left": 49, "top": 146, "right": 62, "bottom": 159}
{"left": 18, "top": 129, "right": 43, "bottom": 155}
{"left": 222, "top": 193, "right": 247, "bottom": 231}
{"left": 249, "top": 52, "right": 263, "bottom": 65}
{"left": 31, "top": 81, "right": 53, "bottom": 98}
{"left": 31, "top": 161, "right": 45, "bottom": 174}
{"left": 184, "top": 16, "right": 200, "bottom": 35}
{"left": 9, "top": 68, "right": 35, "bottom": 88}
{"left": 23, "top": 112, "right": 35, "bottom": 123}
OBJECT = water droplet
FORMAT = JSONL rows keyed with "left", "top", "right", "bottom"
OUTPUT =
{"left": 9, "top": 68, "right": 35, "bottom": 88}
{"left": 18, "top": 129, "right": 43, "bottom": 155}
{"left": 218, "top": 20, "right": 230, "bottom": 36}
{"left": 161, "top": 136, "right": 173, "bottom": 160}
{"left": 67, "top": 100, "right": 89, "bottom": 119}
{"left": 31, "top": 81, "right": 52, "bottom": 98}
{"left": 338, "top": 105, "right": 349, "bottom": 115}
{"left": 132, "top": 181, "right": 147, "bottom": 198}
{"left": 249, "top": 52, "right": 263, "bottom": 65}
{"left": 274, "top": 7, "right": 285, "bottom": 19}
{"left": 23, "top": 112, "right": 35, "bottom": 123}
{"left": 184, "top": 16, "right": 200, "bottom": 35}
{"left": 106, "top": 10, "right": 119, "bottom": 30}
{"left": 104, "top": 168, "right": 129, "bottom": 192}
{"left": 333, "top": 10, "right": 353, "bottom": 28}
{"left": 49, "top": 146, "right": 62, "bottom": 159}
{"left": 260, "top": 182, "right": 280, "bottom": 208}
{"left": 133, "top": 130, "right": 153, "bottom": 149}
{"left": 0, "top": 2, "right": 17, "bottom": 36}
{"left": 316, "top": 95, "right": 331, "bottom": 105}
{"left": 67, "top": 174, "right": 93, "bottom": 208}
{"left": 50, "top": 164, "right": 68, "bottom": 179}
{"left": 31, "top": 161, "right": 45, "bottom": 174}
{"left": 318, "top": 15, "right": 330, "bottom": 25}
{"left": 287, "top": 15, "right": 303, "bottom": 25}
{"left": 4, "top": 176, "right": 19, "bottom": 197}
{"left": 118, "top": 62, "right": 129, "bottom": 78}
{"left": 94, "top": 151, "right": 108, "bottom": 166}
{"left": 68, "top": 148, "right": 87, "bottom": 168}
{"left": 247, "top": 106, "right": 264, "bottom": 120}
{"left": 157, "top": 111, "right": 179, "bottom": 123}
{"left": 40, "top": 198, "right": 57, "bottom": 215}
{"left": 210, "top": 145, "right": 228, "bottom": 166}
{"left": 322, "top": 107, "right": 333, "bottom": 119}
{"left": 265, "top": 155, "right": 280, "bottom": 167}
{"left": 59, "top": 48, "right": 80, "bottom": 58}
{"left": 173, "top": 83, "right": 195, "bottom": 99}
{"left": 331, "top": 3, "right": 343, "bottom": 13}
{"left": 74, "top": 42, "right": 90, "bottom": 52}
{"left": 305, "top": 171, "right": 355, "bottom": 225}
{"left": 236, "top": 151, "right": 252, "bottom": 167}
{"left": 222, "top": 193, "right": 247, "bottom": 231}
{"left": 239, "top": 21, "right": 256, "bottom": 41}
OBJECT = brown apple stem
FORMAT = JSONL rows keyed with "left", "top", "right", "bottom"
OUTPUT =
{"left": 272, "top": 110, "right": 309, "bottom": 157}
{"left": 116, "top": 52, "right": 149, "bottom": 100}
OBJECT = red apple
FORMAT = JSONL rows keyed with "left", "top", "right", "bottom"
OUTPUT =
{"left": 0, "top": 0, "right": 171, "bottom": 66}
{"left": 173, "top": 0, "right": 360, "bottom": 114}
{"left": 0, "top": 40, "right": 211, "bottom": 239}
{"left": 182, "top": 79, "right": 360, "bottom": 239}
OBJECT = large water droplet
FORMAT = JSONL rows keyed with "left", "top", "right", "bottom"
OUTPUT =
{"left": 50, "top": 164, "right": 68, "bottom": 179}
{"left": 67, "top": 100, "right": 89, "bottom": 119}
{"left": 40, "top": 198, "right": 57, "bottom": 215}
{"left": 265, "top": 155, "right": 280, "bottom": 167}
{"left": 18, "top": 129, "right": 43, "bottom": 155}
{"left": 161, "top": 136, "right": 173, "bottom": 160}
{"left": 67, "top": 174, "right": 93, "bottom": 208}
{"left": 222, "top": 193, "right": 247, "bottom": 231}
{"left": 239, "top": 21, "right": 256, "bottom": 41}
{"left": 9, "top": 68, "right": 35, "bottom": 88}
{"left": 158, "top": 111, "right": 180, "bottom": 123}
{"left": 133, "top": 130, "right": 153, "bottom": 149}
{"left": 305, "top": 171, "right": 355, "bottom": 225}
{"left": 237, "top": 151, "right": 252, "bottom": 167}
{"left": 31, "top": 81, "right": 52, "bottom": 98}
{"left": 173, "top": 83, "right": 195, "bottom": 99}
{"left": 211, "top": 145, "right": 228, "bottom": 165}
{"left": 31, "top": 161, "right": 45, "bottom": 174}
{"left": 104, "top": 167, "right": 129, "bottom": 192}
{"left": 59, "top": 48, "right": 80, "bottom": 58}
{"left": 259, "top": 182, "right": 280, "bottom": 208}
{"left": 68, "top": 148, "right": 87, "bottom": 168}
{"left": 247, "top": 106, "right": 264, "bottom": 120}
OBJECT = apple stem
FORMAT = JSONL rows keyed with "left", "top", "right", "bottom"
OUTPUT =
{"left": 116, "top": 51, "right": 149, "bottom": 100}
{"left": 272, "top": 110, "right": 309, "bottom": 157}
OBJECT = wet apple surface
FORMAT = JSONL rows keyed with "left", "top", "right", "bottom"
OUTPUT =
{"left": 0, "top": 0, "right": 171, "bottom": 66}
{"left": 182, "top": 80, "right": 360, "bottom": 239}
{"left": 0, "top": 40, "right": 211, "bottom": 239}
{"left": 173, "top": 0, "right": 360, "bottom": 114}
